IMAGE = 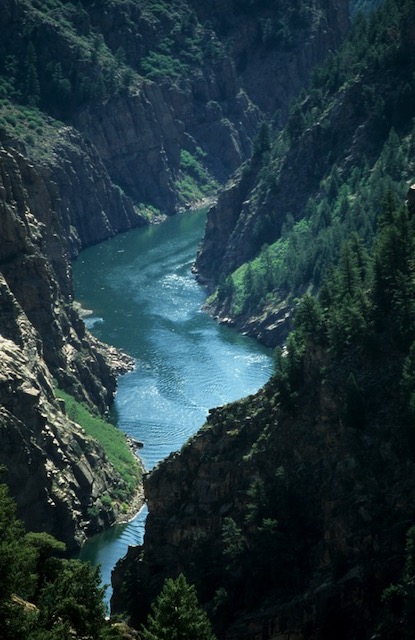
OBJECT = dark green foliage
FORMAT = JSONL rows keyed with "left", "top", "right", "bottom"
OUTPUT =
{"left": 138, "top": 1, "right": 225, "bottom": 82}
{"left": 36, "top": 560, "right": 107, "bottom": 639}
{"left": 377, "top": 526, "right": 415, "bottom": 639}
{"left": 221, "top": 517, "right": 244, "bottom": 567}
{"left": 175, "top": 149, "right": 218, "bottom": 204}
{"left": 252, "top": 120, "right": 271, "bottom": 160}
{"left": 0, "top": 0, "right": 139, "bottom": 119}
{"left": 294, "top": 293, "right": 323, "bottom": 339}
{"left": 289, "top": 187, "right": 415, "bottom": 357}
{"left": 273, "top": 331, "right": 305, "bottom": 406}
{"left": 211, "top": 0, "right": 415, "bottom": 325}
{"left": 141, "top": 574, "right": 217, "bottom": 640}
{"left": 401, "top": 342, "right": 415, "bottom": 421}
{"left": 373, "top": 204, "right": 415, "bottom": 346}
{"left": 344, "top": 373, "right": 365, "bottom": 428}
{"left": 23, "top": 43, "right": 40, "bottom": 107}
{"left": 0, "top": 479, "right": 123, "bottom": 639}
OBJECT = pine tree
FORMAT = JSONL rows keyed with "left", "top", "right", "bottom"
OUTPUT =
{"left": 344, "top": 373, "right": 365, "bottom": 428}
{"left": 141, "top": 574, "right": 217, "bottom": 640}
{"left": 24, "top": 42, "right": 40, "bottom": 107}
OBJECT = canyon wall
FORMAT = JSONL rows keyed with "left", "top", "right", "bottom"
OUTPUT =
{"left": 114, "top": 323, "right": 415, "bottom": 638}
{"left": 0, "top": 0, "right": 350, "bottom": 549}
{"left": 0, "top": 130, "right": 140, "bottom": 548}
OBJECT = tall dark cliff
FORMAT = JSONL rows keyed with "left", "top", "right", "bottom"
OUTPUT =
{"left": 113, "top": 188, "right": 415, "bottom": 639}
{"left": 0, "top": 130, "right": 139, "bottom": 548}
{"left": 194, "top": 1, "right": 415, "bottom": 347}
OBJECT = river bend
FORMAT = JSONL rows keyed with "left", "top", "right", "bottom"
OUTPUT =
{"left": 73, "top": 209, "right": 273, "bottom": 607}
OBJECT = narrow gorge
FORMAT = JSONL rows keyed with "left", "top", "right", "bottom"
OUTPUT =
{"left": 0, "top": 0, "right": 348, "bottom": 553}
{"left": 6, "top": 1, "right": 415, "bottom": 639}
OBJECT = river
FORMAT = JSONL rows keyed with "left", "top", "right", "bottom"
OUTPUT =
{"left": 73, "top": 208, "right": 273, "bottom": 609}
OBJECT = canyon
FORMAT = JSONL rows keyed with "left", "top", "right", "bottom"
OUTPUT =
{"left": 0, "top": 0, "right": 349, "bottom": 549}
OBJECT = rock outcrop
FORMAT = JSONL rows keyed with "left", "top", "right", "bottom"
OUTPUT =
{"left": 113, "top": 326, "right": 415, "bottom": 638}
{"left": 0, "top": 127, "right": 140, "bottom": 547}
{"left": 0, "top": 330, "right": 124, "bottom": 550}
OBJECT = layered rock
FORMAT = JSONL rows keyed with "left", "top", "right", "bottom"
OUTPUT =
{"left": 0, "top": 127, "right": 141, "bottom": 545}
{"left": 74, "top": 71, "right": 259, "bottom": 214}
{"left": 0, "top": 331, "right": 123, "bottom": 550}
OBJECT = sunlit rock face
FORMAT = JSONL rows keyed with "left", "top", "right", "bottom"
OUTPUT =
{"left": 0, "top": 136, "right": 136, "bottom": 548}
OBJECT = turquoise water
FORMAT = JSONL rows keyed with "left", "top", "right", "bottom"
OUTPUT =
{"left": 73, "top": 209, "right": 273, "bottom": 609}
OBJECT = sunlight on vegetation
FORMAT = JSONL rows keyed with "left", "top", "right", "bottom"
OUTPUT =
{"left": 55, "top": 388, "right": 141, "bottom": 501}
{"left": 175, "top": 149, "right": 218, "bottom": 204}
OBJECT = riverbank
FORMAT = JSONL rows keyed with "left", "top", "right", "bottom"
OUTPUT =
{"left": 73, "top": 208, "right": 273, "bottom": 604}
{"left": 116, "top": 479, "right": 145, "bottom": 526}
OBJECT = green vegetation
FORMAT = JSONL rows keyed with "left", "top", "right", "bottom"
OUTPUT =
{"left": 0, "top": 477, "right": 123, "bottom": 639}
{"left": 55, "top": 388, "right": 141, "bottom": 501}
{"left": 0, "top": 100, "right": 64, "bottom": 159}
{"left": 211, "top": 0, "right": 415, "bottom": 325}
{"left": 0, "top": 5, "right": 136, "bottom": 118}
{"left": 377, "top": 526, "right": 415, "bottom": 638}
{"left": 138, "top": 0, "right": 224, "bottom": 81}
{"left": 141, "top": 574, "right": 217, "bottom": 640}
{"left": 175, "top": 149, "right": 218, "bottom": 205}
{"left": 233, "top": 0, "right": 315, "bottom": 50}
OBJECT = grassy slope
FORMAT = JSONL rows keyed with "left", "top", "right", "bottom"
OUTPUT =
{"left": 55, "top": 388, "right": 142, "bottom": 503}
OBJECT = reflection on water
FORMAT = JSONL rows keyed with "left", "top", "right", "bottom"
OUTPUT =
{"left": 74, "top": 209, "right": 273, "bottom": 610}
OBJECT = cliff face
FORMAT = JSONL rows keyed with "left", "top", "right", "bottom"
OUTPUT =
{"left": 0, "top": 0, "right": 350, "bottom": 219}
{"left": 194, "top": 3, "right": 415, "bottom": 345}
{"left": 75, "top": 0, "right": 349, "bottom": 214}
{"left": 192, "top": 0, "right": 351, "bottom": 289}
{"left": 74, "top": 73, "right": 258, "bottom": 214}
{"left": 0, "top": 329, "right": 123, "bottom": 551}
{"left": 114, "top": 332, "right": 415, "bottom": 638}
{"left": 188, "top": 0, "right": 349, "bottom": 117}
{"left": 0, "top": 128, "right": 142, "bottom": 547}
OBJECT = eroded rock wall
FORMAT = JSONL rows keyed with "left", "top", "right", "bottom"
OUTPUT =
{"left": 0, "top": 129, "right": 139, "bottom": 546}
{"left": 114, "top": 337, "right": 415, "bottom": 638}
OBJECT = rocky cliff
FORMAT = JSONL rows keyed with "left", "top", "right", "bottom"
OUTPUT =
{"left": 0, "top": 0, "right": 352, "bottom": 548}
{"left": 75, "top": 0, "right": 349, "bottom": 214}
{"left": 194, "top": 1, "right": 415, "bottom": 344}
{"left": 113, "top": 294, "right": 415, "bottom": 639}
{"left": 0, "top": 124, "right": 145, "bottom": 548}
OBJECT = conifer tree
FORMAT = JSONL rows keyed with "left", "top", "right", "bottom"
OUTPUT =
{"left": 24, "top": 42, "right": 40, "bottom": 107}
{"left": 141, "top": 574, "right": 217, "bottom": 640}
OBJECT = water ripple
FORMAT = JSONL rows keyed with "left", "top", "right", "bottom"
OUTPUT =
{"left": 74, "top": 209, "right": 273, "bottom": 609}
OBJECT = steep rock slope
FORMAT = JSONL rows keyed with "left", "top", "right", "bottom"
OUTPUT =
{"left": 0, "top": 130, "right": 141, "bottom": 547}
{"left": 0, "top": 0, "right": 350, "bottom": 216}
{"left": 75, "top": 0, "right": 349, "bottom": 211}
{"left": 194, "top": 0, "right": 415, "bottom": 345}
{"left": 114, "top": 189, "right": 415, "bottom": 638}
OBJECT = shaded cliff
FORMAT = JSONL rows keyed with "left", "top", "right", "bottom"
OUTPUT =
{"left": 113, "top": 186, "right": 415, "bottom": 638}
{"left": 0, "top": 0, "right": 350, "bottom": 217}
{"left": 194, "top": 0, "right": 415, "bottom": 346}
